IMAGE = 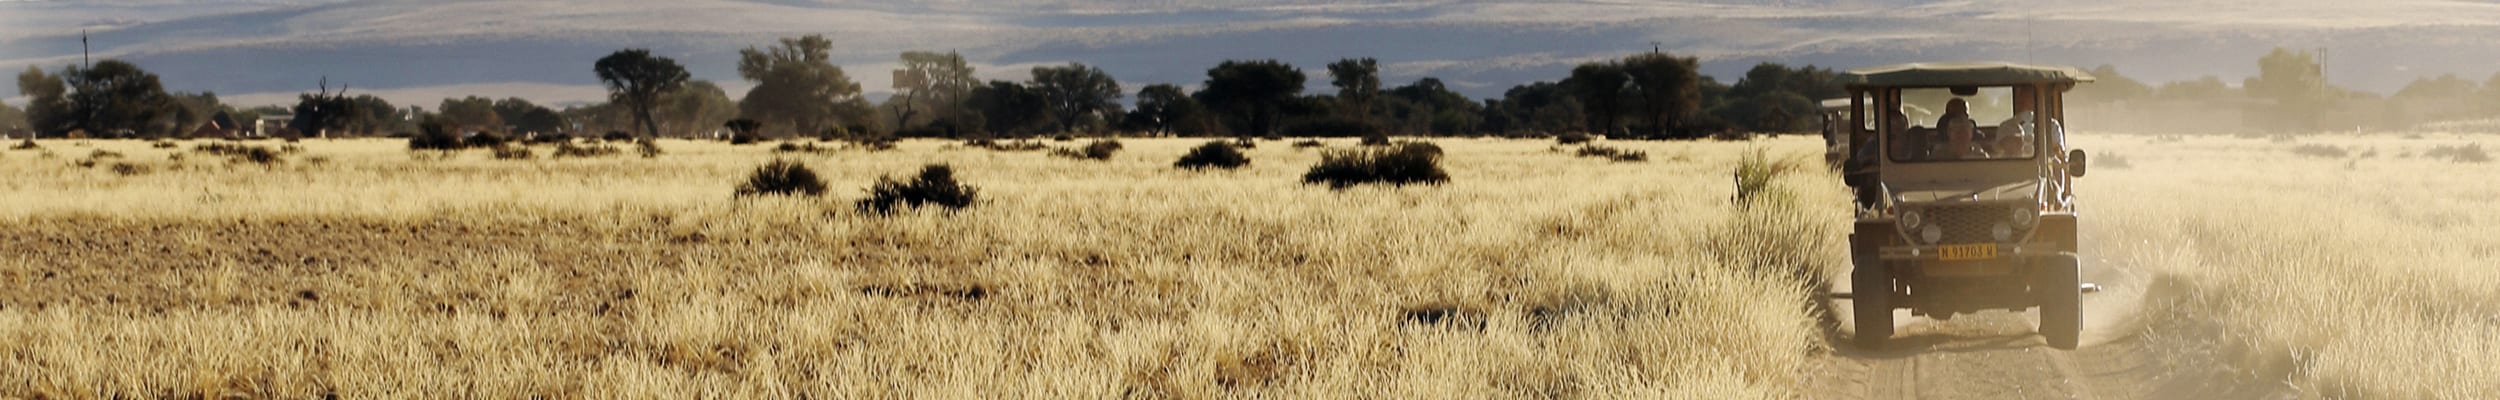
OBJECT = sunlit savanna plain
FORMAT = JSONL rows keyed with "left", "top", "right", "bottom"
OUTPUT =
{"left": 0, "top": 133, "right": 2493, "bottom": 398}
{"left": 0, "top": 137, "right": 1847, "bottom": 398}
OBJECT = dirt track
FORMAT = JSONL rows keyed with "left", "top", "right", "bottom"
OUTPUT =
{"left": 1805, "top": 254, "right": 2285, "bottom": 400}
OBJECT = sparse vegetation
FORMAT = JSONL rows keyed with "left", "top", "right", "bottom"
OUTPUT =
{"left": 1733, "top": 147, "right": 1802, "bottom": 205}
{"left": 492, "top": 145, "right": 535, "bottom": 160}
{"left": 2290, "top": 143, "right": 2349, "bottom": 158}
{"left": 1174, "top": 140, "right": 1251, "bottom": 170}
{"left": 2424, "top": 143, "right": 2490, "bottom": 163}
{"left": 1292, "top": 139, "right": 1325, "bottom": 149}
{"left": 1302, "top": 141, "right": 1449, "bottom": 189}
{"left": 858, "top": 164, "right": 979, "bottom": 215}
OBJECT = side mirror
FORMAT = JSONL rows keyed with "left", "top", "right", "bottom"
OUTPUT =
{"left": 2067, "top": 149, "right": 2089, "bottom": 178}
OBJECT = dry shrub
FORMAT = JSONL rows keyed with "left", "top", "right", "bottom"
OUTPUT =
{"left": 1174, "top": 140, "right": 1251, "bottom": 171}
{"left": 10, "top": 139, "right": 36, "bottom": 150}
{"left": 1291, "top": 139, "right": 1324, "bottom": 149}
{"left": 734, "top": 159, "right": 827, "bottom": 197}
{"left": 774, "top": 142, "right": 832, "bottom": 154}
{"left": 858, "top": 164, "right": 979, "bottom": 215}
{"left": 1301, "top": 142, "right": 1448, "bottom": 189}
{"left": 1733, "top": 148, "right": 1803, "bottom": 206}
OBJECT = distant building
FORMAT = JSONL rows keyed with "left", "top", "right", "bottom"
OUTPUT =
{"left": 255, "top": 114, "right": 292, "bottom": 137}
{"left": 190, "top": 120, "right": 234, "bottom": 139}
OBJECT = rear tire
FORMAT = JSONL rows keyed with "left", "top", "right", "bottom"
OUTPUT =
{"left": 1853, "top": 261, "right": 1894, "bottom": 350}
{"left": 2037, "top": 253, "right": 2082, "bottom": 350}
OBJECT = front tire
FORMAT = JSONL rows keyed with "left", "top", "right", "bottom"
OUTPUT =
{"left": 1853, "top": 261, "right": 1894, "bottom": 350}
{"left": 2037, "top": 253, "right": 2082, "bottom": 350}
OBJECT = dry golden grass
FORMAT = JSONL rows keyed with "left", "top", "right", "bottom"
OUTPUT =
{"left": 0, "top": 137, "right": 1848, "bottom": 398}
{"left": 2080, "top": 133, "right": 2500, "bottom": 399}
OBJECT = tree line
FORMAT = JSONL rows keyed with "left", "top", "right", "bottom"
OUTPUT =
{"left": 2, "top": 36, "right": 1863, "bottom": 141}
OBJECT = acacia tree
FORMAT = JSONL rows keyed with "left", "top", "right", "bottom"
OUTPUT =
{"left": 892, "top": 51, "right": 977, "bottom": 131}
{"left": 1565, "top": 61, "right": 1630, "bottom": 136}
{"left": 595, "top": 48, "right": 691, "bottom": 138}
{"left": 1127, "top": 83, "right": 1208, "bottom": 136}
{"left": 1028, "top": 63, "right": 1122, "bottom": 135}
{"left": 1196, "top": 60, "right": 1305, "bottom": 139}
{"left": 39, "top": 60, "right": 179, "bottom": 137}
{"left": 737, "top": 35, "right": 871, "bottom": 138}
{"left": 967, "top": 80, "right": 1049, "bottom": 137}
{"left": 1621, "top": 52, "right": 1699, "bottom": 138}
{"left": 1327, "top": 58, "right": 1380, "bottom": 122}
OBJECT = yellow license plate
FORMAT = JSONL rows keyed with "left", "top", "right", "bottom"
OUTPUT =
{"left": 1939, "top": 243, "right": 1998, "bottom": 261}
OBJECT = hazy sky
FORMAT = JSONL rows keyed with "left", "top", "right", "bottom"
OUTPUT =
{"left": 6, "top": 0, "right": 2500, "bottom": 108}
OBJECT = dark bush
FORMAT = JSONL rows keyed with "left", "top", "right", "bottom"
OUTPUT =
{"left": 409, "top": 122, "right": 462, "bottom": 151}
{"left": 150, "top": 140, "right": 177, "bottom": 149}
{"left": 529, "top": 133, "right": 574, "bottom": 144}
{"left": 854, "top": 136, "right": 897, "bottom": 152}
{"left": 463, "top": 133, "right": 509, "bottom": 149}
{"left": 1556, "top": 132, "right": 1592, "bottom": 145}
{"left": 858, "top": 164, "right": 980, "bottom": 215}
{"left": 729, "top": 135, "right": 760, "bottom": 145}
{"left": 1575, "top": 145, "right": 1648, "bottom": 162}
{"left": 1175, "top": 140, "right": 1251, "bottom": 171}
{"left": 193, "top": 142, "right": 281, "bottom": 166}
{"left": 735, "top": 159, "right": 827, "bottom": 197}
{"left": 1233, "top": 137, "right": 1257, "bottom": 149}
{"left": 1292, "top": 139, "right": 1325, "bottom": 149}
{"left": 973, "top": 139, "right": 1048, "bottom": 152}
{"left": 603, "top": 131, "right": 634, "bottom": 142}
{"left": 1359, "top": 133, "right": 1392, "bottom": 146}
{"left": 1052, "top": 139, "right": 1123, "bottom": 160}
{"left": 492, "top": 145, "right": 535, "bottom": 160}
{"left": 1301, "top": 142, "right": 1450, "bottom": 189}
{"left": 1052, "top": 134, "right": 1074, "bottom": 142}
{"left": 774, "top": 142, "right": 831, "bottom": 154}
{"left": 10, "top": 139, "right": 37, "bottom": 150}
{"left": 553, "top": 142, "right": 621, "bottom": 158}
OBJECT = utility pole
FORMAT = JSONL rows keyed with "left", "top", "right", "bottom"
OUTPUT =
{"left": 82, "top": 29, "right": 90, "bottom": 68}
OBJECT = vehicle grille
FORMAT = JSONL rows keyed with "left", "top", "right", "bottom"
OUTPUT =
{"left": 1925, "top": 204, "right": 2003, "bottom": 244}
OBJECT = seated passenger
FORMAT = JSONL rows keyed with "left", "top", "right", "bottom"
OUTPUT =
{"left": 1938, "top": 99, "right": 1985, "bottom": 158}
{"left": 1995, "top": 111, "right": 2035, "bottom": 157}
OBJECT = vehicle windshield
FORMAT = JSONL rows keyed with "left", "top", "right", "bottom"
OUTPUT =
{"left": 1888, "top": 86, "right": 2038, "bottom": 162}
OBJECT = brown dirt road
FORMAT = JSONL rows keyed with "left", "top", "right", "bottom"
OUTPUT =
{"left": 1805, "top": 254, "right": 2294, "bottom": 400}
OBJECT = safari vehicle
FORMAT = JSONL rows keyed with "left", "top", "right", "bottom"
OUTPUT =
{"left": 1834, "top": 62, "right": 2094, "bottom": 350}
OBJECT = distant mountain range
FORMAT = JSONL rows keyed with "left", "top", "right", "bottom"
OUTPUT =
{"left": 6, "top": 0, "right": 2500, "bottom": 109}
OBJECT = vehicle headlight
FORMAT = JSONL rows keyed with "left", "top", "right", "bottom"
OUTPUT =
{"left": 1920, "top": 224, "right": 1943, "bottom": 244}
{"left": 2010, "top": 205, "right": 2037, "bottom": 227}
{"left": 1900, "top": 209, "right": 1924, "bottom": 229}
{"left": 1992, "top": 223, "right": 2013, "bottom": 242}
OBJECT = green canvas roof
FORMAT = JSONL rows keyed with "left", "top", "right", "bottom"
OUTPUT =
{"left": 1844, "top": 62, "right": 2096, "bottom": 87}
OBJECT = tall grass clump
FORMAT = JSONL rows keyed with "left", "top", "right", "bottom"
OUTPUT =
{"left": 1733, "top": 148, "right": 1802, "bottom": 206}
{"left": 193, "top": 142, "right": 282, "bottom": 166}
{"left": 734, "top": 159, "right": 827, "bottom": 197}
{"left": 554, "top": 142, "right": 622, "bottom": 158}
{"left": 858, "top": 164, "right": 980, "bottom": 215}
{"left": 635, "top": 138, "right": 663, "bottom": 158}
{"left": 1174, "top": 140, "right": 1251, "bottom": 170}
{"left": 491, "top": 145, "right": 534, "bottom": 160}
{"left": 1301, "top": 142, "right": 1449, "bottom": 189}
